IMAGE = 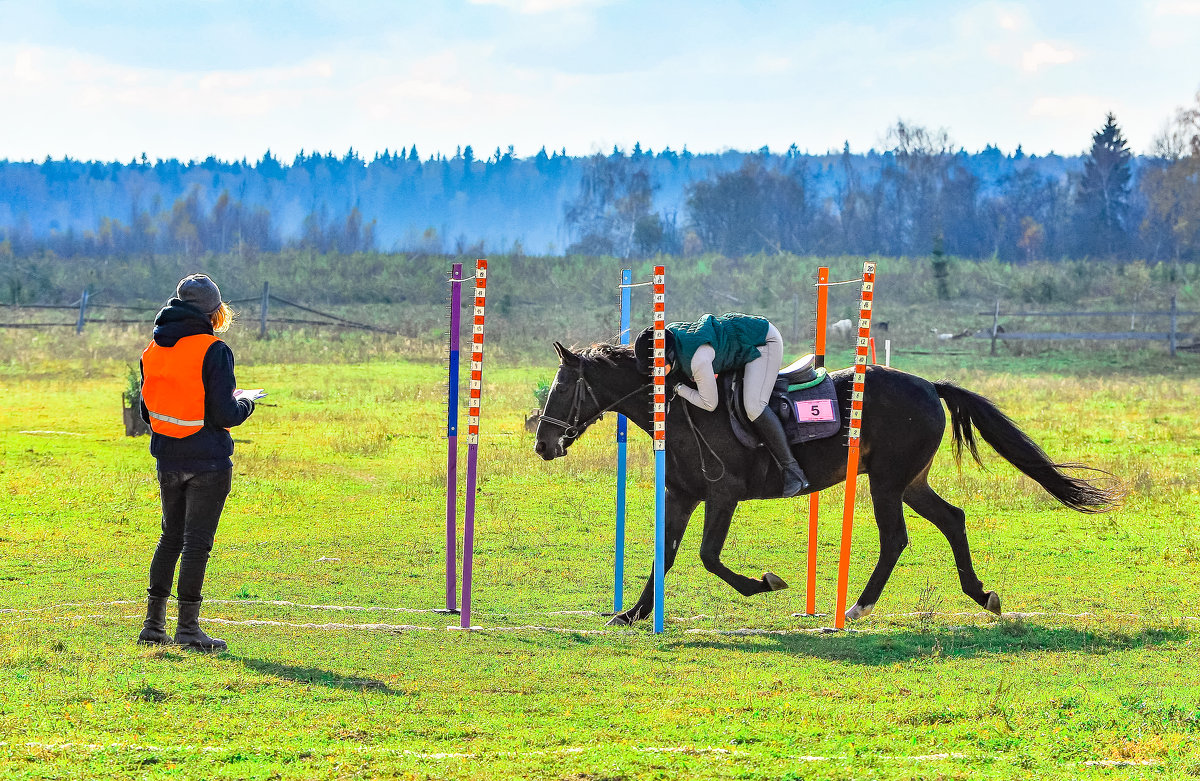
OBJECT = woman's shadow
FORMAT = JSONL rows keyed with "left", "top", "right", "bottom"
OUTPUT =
{"left": 231, "top": 656, "right": 405, "bottom": 695}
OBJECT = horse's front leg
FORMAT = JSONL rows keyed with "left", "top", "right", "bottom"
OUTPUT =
{"left": 606, "top": 489, "right": 699, "bottom": 626}
{"left": 699, "top": 498, "right": 789, "bottom": 596}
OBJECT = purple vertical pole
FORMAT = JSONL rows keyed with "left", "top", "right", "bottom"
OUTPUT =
{"left": 444, "top": 262, "right": 462, "bottom": 613}
{"left": 461, "top": 259, "right": 487, "bottom": 629}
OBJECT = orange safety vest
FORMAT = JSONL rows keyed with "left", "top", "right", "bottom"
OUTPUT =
{"left": 141, "top": 334, "right": 219, "bottom": 438}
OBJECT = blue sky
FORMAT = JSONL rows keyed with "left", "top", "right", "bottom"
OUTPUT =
{"left": 1, "top": 0, "right": 1198, "bottom": 163}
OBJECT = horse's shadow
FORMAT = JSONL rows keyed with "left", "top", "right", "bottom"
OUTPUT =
{"left": 232, "top": 656, "right": 406, "bottom": 695}
{"left": 671, "top": 623, "right": 1190, "bottom": 665}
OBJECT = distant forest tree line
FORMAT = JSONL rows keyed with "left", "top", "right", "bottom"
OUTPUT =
{"left": 2, "top": 92, "right": 1198, "bottom": 269}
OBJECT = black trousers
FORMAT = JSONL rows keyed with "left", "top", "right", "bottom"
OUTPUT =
{"left": 147, "top": 468, "right": 232, "bottom": 603}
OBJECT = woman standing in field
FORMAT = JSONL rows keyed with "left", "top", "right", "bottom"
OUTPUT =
{"left": 633, "top": 312, "right": 810, "bottom": 498}
{"left": 137, "top": 274, "right": 262, "bottom": 652}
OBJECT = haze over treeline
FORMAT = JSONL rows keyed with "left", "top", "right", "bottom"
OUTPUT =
{"left": 2, "top": 105, "right": 1199, "bottom": 266}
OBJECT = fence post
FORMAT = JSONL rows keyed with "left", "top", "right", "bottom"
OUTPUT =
{"left": 990, "top": 299, "right": 1000, "bottom": 356}
{"left": 75, "top": 290, "right": 89, "bottom": 335}
{"left": 1169, "top": 294, "right": 1178, "bottom": 358}
{"left": 259, "top": 282, "right": 269, "bottom": 339}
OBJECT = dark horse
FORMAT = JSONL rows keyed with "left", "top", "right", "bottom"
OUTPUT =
{"left": 534, "top": 341, "right": 1120, "bottom": 626}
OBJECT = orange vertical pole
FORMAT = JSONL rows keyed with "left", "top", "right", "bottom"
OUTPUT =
{"left": 834, "top": 261, "right": 876, "bottom": 630}
{"left": 805, "top": 267, "right": 829, "bottom": 616}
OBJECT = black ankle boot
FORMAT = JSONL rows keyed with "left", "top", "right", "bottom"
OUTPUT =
{"left": 137, "top": 597, "right": 172, "bottom": 645}
{"left": 174, "top": 600, "right": 227, "bottom": 653}
{"left": 750, "top": 408, "right": 811, "bottom": 498}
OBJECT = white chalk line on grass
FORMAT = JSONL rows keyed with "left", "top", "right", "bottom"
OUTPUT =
{"left": 4, "top": 601, "right": 1199, "bottom": 635}
{"left": 203, "top": 617, "right": 615, "bottom": 636}
{"left": 6, "top": 600, "right": 1200, "bottom": 624}
{"left": 6, "top": 612, "right": 1193, "bottom": 640}
{"left": 0, "top": 613, "right": 615, "bottom": 635}
{"left": 0, "top": 600, "right": 441, "bottom": 615}
{"left": 0, "top": 600, "right": 599, "bottom": 617}
{"left": 5, "top": 740, "right": 1157, "bottom": 767}
{"left": 0, "top": 740, "right": 1002, "bottom": 764}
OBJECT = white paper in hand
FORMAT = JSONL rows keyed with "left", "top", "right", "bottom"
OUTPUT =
{"left": 234, "top": 388, "right": 267, "bottom": 402}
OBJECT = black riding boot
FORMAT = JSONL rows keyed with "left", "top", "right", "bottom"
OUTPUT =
{"left": 137, "top": 596, "right": 172, "bottom": 645}
{"left": 750, "top": 407, "right": 811, "bottom": 498}
{"left": 174, "top": 600, "right": 227, "bottom": 653}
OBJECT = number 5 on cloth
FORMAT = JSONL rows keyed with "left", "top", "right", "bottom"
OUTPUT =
{"left": 797, "top": 399, "right": 835, "bottom": 422}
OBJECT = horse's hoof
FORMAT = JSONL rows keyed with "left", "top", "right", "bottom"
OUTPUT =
{"left": 763, "top": 572, "right": 789, "bottom": 592}
{"left": 846, "top": 603, "right": 873, "bottom": 621}
{"left": 984, "top": 591, "right": 1002, "bottom": 615}
{"left": 605, "top": 612, "right": 632, "bottom": 627}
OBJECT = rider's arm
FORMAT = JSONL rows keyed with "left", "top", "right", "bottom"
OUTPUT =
{"left": 674, "top": 344, "right": 719, "bottom": 411}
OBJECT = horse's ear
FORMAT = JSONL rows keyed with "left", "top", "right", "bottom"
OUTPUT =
{"left": 554, "top": 341, "right": 580, "bottom": 367}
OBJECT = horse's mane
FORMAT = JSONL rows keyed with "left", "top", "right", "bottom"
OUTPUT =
{"left": 578, "top": 341, "right": 637, "bottom": 369}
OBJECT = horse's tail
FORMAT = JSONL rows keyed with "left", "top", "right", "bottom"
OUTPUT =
{"left": 934, "top": 381, "right": 1122, "bottom": 513}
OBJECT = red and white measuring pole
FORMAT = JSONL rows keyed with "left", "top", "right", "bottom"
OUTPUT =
{"left": 460, "top": 258, "right": 487, "bottom": 629}
{"left": 834, "top": 261, "right": 876, "bottom": 630}
{"left": 652, "top": 265, "right": 667, "bottom": 634}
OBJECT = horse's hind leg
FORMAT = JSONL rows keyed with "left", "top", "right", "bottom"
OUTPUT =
{"left": 903, "top": 479, "right": 1001, "bottom": 614}
{"left": 607, "top": 491, "right": 699, "bottom": 626}
{"left": 698, "top": 499, "right": 786, "bottom": 597}
{"left": 846, "top": 488, "right": 909, "bottom": 621}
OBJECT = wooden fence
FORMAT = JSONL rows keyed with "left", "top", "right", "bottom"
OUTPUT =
{"left": 978, "top": 296, "right": 1197, "bottom": 357}
{"left": 0, "top": 283, "right": 397, "bottom": 336}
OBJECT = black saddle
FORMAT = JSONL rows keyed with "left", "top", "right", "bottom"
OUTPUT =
{"left": 724, "top": 354, "right": 841, "bottom": 450}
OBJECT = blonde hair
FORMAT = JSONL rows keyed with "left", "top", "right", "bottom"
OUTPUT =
{"left": 211, "top": 302, "right": 235, "bottom": 333}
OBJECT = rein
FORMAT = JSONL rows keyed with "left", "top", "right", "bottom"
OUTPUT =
{"left": 537, "top": 368, "right": 651, "bottom": 439}
{"left": 680, "top": 402, "right": 727, "bottom": 483}
{"left": 541, "top": 360, "right": 727, "bottom": 483}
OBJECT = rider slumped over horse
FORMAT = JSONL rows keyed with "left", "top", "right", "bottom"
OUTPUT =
{"left": 633, "top": 313, "right": 810, "bottom": 497}
{"left": 534, "top": 314, "right": 1120, "bottom": 627}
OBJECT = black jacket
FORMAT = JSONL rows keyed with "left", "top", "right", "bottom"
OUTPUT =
{"left": 139, "top": 299, "right": 255, "bottom": 472}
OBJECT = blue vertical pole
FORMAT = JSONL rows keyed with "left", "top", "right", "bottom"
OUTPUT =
{"left": 654, "top": 449, "right": 665, "bottom": 633}
{"left": 615, "top": 268, "right": 631, "bottom": 613}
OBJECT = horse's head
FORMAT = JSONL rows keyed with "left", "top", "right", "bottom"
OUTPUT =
{"left": 534, "top": 340, "right": 648, "bottom": 461}
{"left": 534, "top": 342, "right": 599, "bottom": 460}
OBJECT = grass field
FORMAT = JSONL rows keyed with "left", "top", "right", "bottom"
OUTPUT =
{"left": 2, "top": 324, "right": 1199, "bottom": 779}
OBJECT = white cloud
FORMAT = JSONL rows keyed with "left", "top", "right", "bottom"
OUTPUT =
{"left": 954, "top": 2, "right": 1032, "bottom": 37}
{"left": 996, "top": 9, "right": 1024, "bottom": 31}
{"left": 1153, "top": 0, "right": 1200, "bottom": 15}
{"left": 11, "top": 46, "right": 45, "bottom": 84}
{"left": 0, "top": 42, "right": 354, "bottom": 159}
{"left": 1020, "top": 41, "right": 1078, "bottom": 72}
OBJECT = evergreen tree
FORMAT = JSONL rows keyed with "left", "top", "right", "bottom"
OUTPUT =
{"left": 1075, "top": 113, "right": 1132, "bottom": 257}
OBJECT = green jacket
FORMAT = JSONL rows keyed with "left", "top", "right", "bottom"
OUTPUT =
{"left": 668, "top": 313, "right": 770, "bottom": 380}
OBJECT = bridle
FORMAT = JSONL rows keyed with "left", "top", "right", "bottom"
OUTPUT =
{"left": 537, "top": 365, "right": 651, "bottom": 440}
{"left": 538, "top": 361, "right": 726, "bottom": 483}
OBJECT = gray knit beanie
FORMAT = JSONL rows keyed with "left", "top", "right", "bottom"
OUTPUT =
{"left": 176, "top": 274, "right": 223, "bottom": 315}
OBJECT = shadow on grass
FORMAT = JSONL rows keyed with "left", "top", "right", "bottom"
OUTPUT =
{"left": 670, "top": 623, "right": 1191, "bottom": 665}
{"left": 233, "top": 656, "right": 406, "bottom": 695}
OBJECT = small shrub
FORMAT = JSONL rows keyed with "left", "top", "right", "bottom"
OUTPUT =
{"left": 533, "top": 378, "right": 551, "bottom": 409}
{"left": 123, "top": 364, "right": 141, "bottom": 406}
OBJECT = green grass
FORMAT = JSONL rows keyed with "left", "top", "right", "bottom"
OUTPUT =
{"left": 2, "top": 327, "right": 1199, "bottom": 779}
